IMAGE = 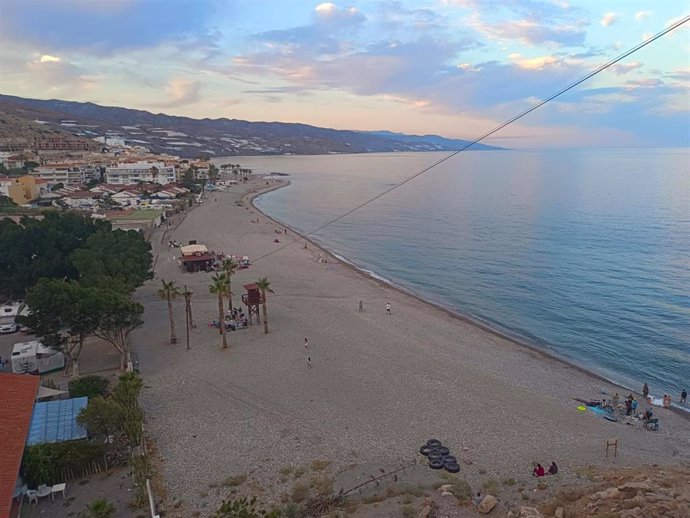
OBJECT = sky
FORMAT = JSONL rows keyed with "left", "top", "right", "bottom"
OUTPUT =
{"left": 0, "top": 0, "right": 688, "bottom": 148}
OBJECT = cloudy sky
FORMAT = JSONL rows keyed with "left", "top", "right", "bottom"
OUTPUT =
{"left": 0, "top": 0, "right": 688, "bottom": 148}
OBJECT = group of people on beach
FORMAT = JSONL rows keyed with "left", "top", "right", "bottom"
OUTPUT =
{"left": 532, "top": 462, "right": 558, "bottom": 477}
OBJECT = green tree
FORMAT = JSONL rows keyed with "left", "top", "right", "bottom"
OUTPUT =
{"left": 92, "top": 291, "right": 144, "bottom": 370}
{"left": 51, "top": 182, "right": 64, "bottom": 192}
{"left": 112, "top": 373, "right": 144, "bottom": 446}
{"left": 0, "top": 212, "right": 104, "bottom": 299}
{"left": 23, "top": 279, "right": 103, "bottom": 377}
{"left": 80, "top": 498, "right": 116, "bottom": 518}
{"left": 255, "top": 278, "right": 274, "bottom": 335}
{"left": 209, "top": 273, "right": 229, "bottom": 349}
{"left": 71, "top": 228, "right": 152, "bottom": 291}
{"left": 77, "top": 397, "right": 123, "bottom": 437}
{"left": 222, "top": 258, "right": 238, "bottom": 311}
{"left": 0, "top": 195, "right": 18, "bottom": 209}
{"left": 157, "top": 279, "right": 180, "bottom": 344}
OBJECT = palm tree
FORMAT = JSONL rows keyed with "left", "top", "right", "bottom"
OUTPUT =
{"left": 255, "top": 277, "right": 274, "bottom": 334}
{"left": 157, "top": 279, "right": 180, "bottom": 344}
{"left": 209, "top": 273, "right": 229, "bottom": 349}
{"left": 222, "top": 258, "right": 238, "bottom": 311}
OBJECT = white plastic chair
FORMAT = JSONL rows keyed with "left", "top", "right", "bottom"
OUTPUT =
{"left": 25, "top": 490, "right": 38, "bottom": 505}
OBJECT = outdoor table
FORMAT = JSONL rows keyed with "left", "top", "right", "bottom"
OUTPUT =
{"left": 36, "top": 485, "right": 52, "bottom": 499}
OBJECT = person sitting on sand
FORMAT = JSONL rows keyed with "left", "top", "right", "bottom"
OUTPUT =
{"left": 643, "top": 409, "right": 653, "bottom": 421}
{"left": 472, "top": 491, "right": 483, "bottom": 506}
{"left": 548, "top": 462, "right": 558, "bottom": 475}
{"left": 533, "top": 464, "right": 545, "bottom": 477}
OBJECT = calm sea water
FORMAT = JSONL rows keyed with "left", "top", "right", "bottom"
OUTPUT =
{"left": 226, "top": 150, "right": 690, "bottom": 403}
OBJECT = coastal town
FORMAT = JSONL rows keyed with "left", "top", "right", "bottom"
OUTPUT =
{"left": 1, "top": 126, "right": 689, "bottom": 518}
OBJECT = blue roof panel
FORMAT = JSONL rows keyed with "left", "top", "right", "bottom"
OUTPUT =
{"left": 27, "top": 397, "right": 88, "bottom": 445}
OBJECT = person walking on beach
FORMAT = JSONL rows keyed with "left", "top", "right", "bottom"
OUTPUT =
{"left": 642, "top": 383, "right": 649, "bottom": 400}
{"left": 386, "top": 302, "right": 391, "bottom": 315}
{"left": 682, "top": 389, "right": 687, "bottom": 404}
{"left": 359, "top": 300, "right": 363, "bottom": 312}
{"left": 307, "top": 356, "right": 312, "bottom": 368}
{"left": 304, "top": 337, "right": 309, "bottom": 349}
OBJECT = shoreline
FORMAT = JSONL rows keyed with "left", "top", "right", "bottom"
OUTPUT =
{"left": 249, "top": 181, "right": 690, "bottom": 420}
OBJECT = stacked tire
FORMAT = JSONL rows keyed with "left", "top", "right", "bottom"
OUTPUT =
{"left": 419, "top": 439, "right": 460, "bottom": 473}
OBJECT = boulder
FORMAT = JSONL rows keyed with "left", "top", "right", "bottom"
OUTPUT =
{"left": 478, "top": 494, "right": 497, "bottom": 514}
{"left": 438, "top": 484, "right": 454, "bottom": 493}
{"left": 516, "top": 507, "right": 544, "bottom": 518}
{"left": 591, "top": 487, "right": 621, "bottom": 500}
{"left": 554, "top": 507, "right": 564, "bottom": 518}
{"left": 441, "top": 491, "right": 454, "bottom": 497}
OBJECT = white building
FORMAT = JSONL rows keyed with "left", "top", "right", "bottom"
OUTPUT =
{"left": 30, "top": 165, "right": 95, "bottom": 185}
{"left": 105, "top": 161, "right": 175, "bottom": 185}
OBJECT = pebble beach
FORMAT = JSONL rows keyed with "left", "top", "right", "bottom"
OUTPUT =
{"left": 133, "top": 176, "right": 690, "bottom": 516}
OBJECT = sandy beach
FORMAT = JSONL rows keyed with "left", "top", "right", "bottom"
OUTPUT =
{"left": 133, "top": 176, "right": 690, "bottom": 516}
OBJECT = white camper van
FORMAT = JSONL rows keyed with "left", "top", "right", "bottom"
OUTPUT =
{"left": 11, "top": 341, "right": 65, "bottom": 374}
{"left": 0, "top": 302, "right": 24, "bottom": 334}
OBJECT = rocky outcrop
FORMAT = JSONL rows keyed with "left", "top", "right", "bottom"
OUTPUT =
{"left": 539, "top": 466, "right": 690, "bottom": 518}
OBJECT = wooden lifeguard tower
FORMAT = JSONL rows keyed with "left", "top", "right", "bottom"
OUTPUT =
{"left": 242, "top": 283, "right": 264, "bottom": 325}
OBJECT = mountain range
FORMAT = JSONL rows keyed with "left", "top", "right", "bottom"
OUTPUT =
{"left": 0, "top": 94, "right": 501, "bottom": 158}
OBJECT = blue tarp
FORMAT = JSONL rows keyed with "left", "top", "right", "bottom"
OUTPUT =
{"left": 27, "top": 397, "right": 88, "bottom": 445}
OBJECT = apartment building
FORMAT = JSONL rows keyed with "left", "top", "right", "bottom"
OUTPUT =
{"left": 105, "top": 161, "right": 175, "bottom": 185}
{"left": 30, "top": 165, "right": 96, "bottom": 185}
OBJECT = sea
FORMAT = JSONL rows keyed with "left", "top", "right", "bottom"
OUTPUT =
{"left": 219, "top": 149, "right": 690, "bottom": 407}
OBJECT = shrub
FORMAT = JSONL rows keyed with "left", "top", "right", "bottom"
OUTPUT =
{"left": 80, "top": 498, "right": 116, "bottom": 518}
{"left": 483, "top": 478, "right": 500, "bottom": 495}
{"left": 77, "top": 397, "right": 124, "bottom": 437}
{"left": 214, "top": 496, "right": 279, "bottom": 518}
{"left": 23, "top": 441, "right": 106, "bottom": 486}
{"left": 69, "top": 375, "right": 109, "bottom": 398}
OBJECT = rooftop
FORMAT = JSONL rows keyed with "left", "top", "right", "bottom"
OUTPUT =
{"left": 0, "top": 373, "right": 40, "bottom": 518}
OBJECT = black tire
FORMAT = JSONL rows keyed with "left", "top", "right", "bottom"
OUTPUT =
{"left": 428, "top": 451, "right": 443, "bottom": 462}
{"left": 437, "top": 446, "right": 450, "bottom": 456}
{"left": 444, "top": 462, "right": 460, "bottom": 473}
{"left": 419, "top": 445, "right": 432, "bottom": 456}
{"left": 442, "top": 455, "right": 457, "bottom": 464}
{"left": 429, "top": 459, "right": 444, "bottom": 470}
{"left": 427, "top": 439, "right": 442, "bottom": 448}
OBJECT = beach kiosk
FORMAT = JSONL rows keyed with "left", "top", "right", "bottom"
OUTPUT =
{"left": 180, "top": 243, "right": 215, "bottom": 272}
{"left": 241, "top": 283, "right": 264, "bottom": 325}
{"left": 11, "top": 341, "right": 65, "bottom": 375}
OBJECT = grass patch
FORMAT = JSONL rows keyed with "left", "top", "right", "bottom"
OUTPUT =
{"left": 439, "top": 473, "right": 471, "bottom": 501}
{"left": 280, "top": 466, "right": 294, "bottom": 476}
{"left": 483, "top": 478, "right": 500, "bottom": 495}
{"left": 502, "top": 478, "right": 516, "bottom": 486}
{"left": 293, "top": 466, "right": 307, "bottom": 480}
{"left": 310, "top": 459, "right": 331, "bottom": 471}
{"left": 401, "top": 494, "right": 413, "bottom": 504}
{"left": 309, "top": 475, "right": 333, "bottom": 497}
{"left": 209, "top": 474, "right": 247, "bottom": 488}
{"left": 361, "top": 493, "right": 387, "bottom": 505}
{"left": 291, "top": 482, "right": 309, "bottom": 503}
{"left": 401, "top": 505, "right": 416, "bottom": 518}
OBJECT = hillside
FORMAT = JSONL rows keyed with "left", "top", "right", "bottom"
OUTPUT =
{"left": 0, "top": 110, "right": 99, "bottom": 154}
{"left": 0, "top": 94, "right": 501, "bottom": 158}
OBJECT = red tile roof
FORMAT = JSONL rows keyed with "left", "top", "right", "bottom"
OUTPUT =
{"left": 0, "top": 373, "right": 39, "bottom": 518}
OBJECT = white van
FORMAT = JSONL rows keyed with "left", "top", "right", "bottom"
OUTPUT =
{"left": 11, "top": 341, "right": 65, "bottom": 374}
{"left": 0, "top": 302, "right": 24, "bottom": 334}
